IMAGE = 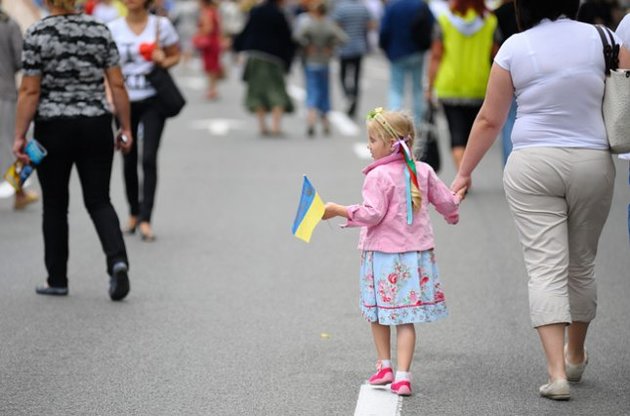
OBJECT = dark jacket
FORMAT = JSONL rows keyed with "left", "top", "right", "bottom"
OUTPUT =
{"left": 494, "top": 1, "right": 518, "bottom": 43}
{"left": 234, "top": 1, "right": 296, "bottom": 71}
{"left": 379, "top": 0, "right": 433, "bottom": 62}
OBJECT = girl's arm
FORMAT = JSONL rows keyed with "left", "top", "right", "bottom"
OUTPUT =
{"left": 451, "top": 63, "right": 514, "bottom": 196}
{"left": 322, "top": 174, "right": 391, "bottom": 226}
{"left": 426, "top": 166, "right": 460, "bottom": 224}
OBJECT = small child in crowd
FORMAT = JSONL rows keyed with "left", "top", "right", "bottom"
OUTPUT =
{"left": 323, "top": 108, "right": 462, "bottom": 396}
{"left": 293, "top": 1, "right": 347, "bottom": 137}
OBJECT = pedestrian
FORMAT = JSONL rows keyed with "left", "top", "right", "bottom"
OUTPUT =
{"left": 108, "top": 0, "right": 181, "bottom": 242}
{"left": 614, "top": 13, "right": 630, "bottom": 243}
{"left": 331, "top": 0, "right": 374, "bottom": 119}
{"left": 379, "top": 0, "right": 434, "bottom": 129}
{"left": 0, "top": 1, "right": 39, "bottom": 210}
{"left": 493, "top": 0, "right": 518, "bottom": 166}
{"left": 322, "top": 107, "right": 462, "bottom": 397}
{"left": 195, "top": 0, "right": 223, "bottom": 100}
{"left": 450, "top": 0, "right": 630, "bottom": 400}
{"left": 233, "top": 0, "right": 295, "bottom": 136}
{"left": 426, "top": 0, "right": 498, "bottom": 170}
{"left": 293, "top": 1, "right": 348, "bottom": 137}
{"left": 13, "top": 0, "right": 133, "bottom": 300}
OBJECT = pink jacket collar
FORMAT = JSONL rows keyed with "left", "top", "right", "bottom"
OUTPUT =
{"left": 362, "top": 152, "right": 404, "bottom": 175}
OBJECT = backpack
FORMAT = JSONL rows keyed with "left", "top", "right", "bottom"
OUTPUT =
{"left": 411, "top": 1, "right": 434, "bottom": 51}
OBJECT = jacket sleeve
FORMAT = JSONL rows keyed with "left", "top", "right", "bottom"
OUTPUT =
{"left": 426, "top": 165, "right": 460, "bottom": 224}
{"left": 344, "top": 172, "right": 392, "bottom": 228}
{"left": 378, "top": 8, "right": 390, "bottom": 52}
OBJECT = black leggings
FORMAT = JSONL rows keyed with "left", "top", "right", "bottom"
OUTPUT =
{"left": 442, "top": 103, "right": 482, "bottom": 149}
{"left": 35, "top": 115, "right": 128, "bottom": 288}
{"left": 339, "top": 56, "right": 362, "bottom": 115}
{"left": 124, "top": 97, "right": 166, "bottom": 223}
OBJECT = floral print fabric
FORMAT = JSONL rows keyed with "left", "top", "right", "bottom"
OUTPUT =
{"left": 360, "top": 250, "right": 448, "bottom": 325}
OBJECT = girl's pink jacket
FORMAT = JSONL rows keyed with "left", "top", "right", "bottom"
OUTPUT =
{"left": 344, "top": 152, "right": 460, "bottom": 253}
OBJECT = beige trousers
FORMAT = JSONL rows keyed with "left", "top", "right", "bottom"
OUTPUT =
{"left": 503, "top": 147, "right": 615, "bottom": 328}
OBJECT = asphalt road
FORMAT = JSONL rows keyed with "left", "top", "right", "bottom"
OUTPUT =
{"left": 1, "top": 53, "right": 629, "bottom": 416}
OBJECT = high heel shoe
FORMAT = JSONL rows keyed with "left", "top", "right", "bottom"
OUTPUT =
{"left": 123, "top": 217, "right": 138, "bottom": 234}
{"left": 139, "top": 222, "right": 155, "bottom": 242}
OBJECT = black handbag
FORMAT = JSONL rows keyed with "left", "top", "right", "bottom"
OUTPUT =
{"left": 146, "top": 17, "right": 186, "bottom": 118}
{"left": 414, "top": 103, "right": 441, "bottom": 173}
{"left": 146, "top": 66, "right": 186, "bottom": 118}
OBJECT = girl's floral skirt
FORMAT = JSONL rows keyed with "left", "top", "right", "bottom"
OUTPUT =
{"left": 360, "top": 250, "right": 448, "bottom": 325}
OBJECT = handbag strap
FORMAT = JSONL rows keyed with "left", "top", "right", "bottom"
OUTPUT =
{"left": 595, "top": 24, "right": 619, "bottom": 75}
{"left": 154, "top": 16, "right": 161, "bottom": 47}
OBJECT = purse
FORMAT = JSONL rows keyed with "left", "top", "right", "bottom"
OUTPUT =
{"left": 192, "top": 33, "right": 212, "bottom": 50}
{"left": 414, "top": 103, "right": 441, "bottom": 173}
{"left": 146, "top": 17, "right": 186, "bottom": 118}
{"left": 595, "top": 25, "right": 630, "bottom": 154}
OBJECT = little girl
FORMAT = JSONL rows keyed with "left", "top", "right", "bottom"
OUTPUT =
{"left": 323, "top": 108, "right": 462, "bottom": 396}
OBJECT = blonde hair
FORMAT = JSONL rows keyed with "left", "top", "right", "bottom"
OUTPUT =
{"left": 48, "top": 0, "right": 76, "bottom": 11}
{"left": 366, "top": 109, "right": 422, "bottom": 210}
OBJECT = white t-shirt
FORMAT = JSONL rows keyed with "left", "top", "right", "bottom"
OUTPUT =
{"left": 495, "top": 18, "right": 621, "bottom": 151}
{"left": 615, "top": 14, "right": 630, "bottom": 161}
{"left": 93, "top": 3, "right": 120, "bottom": 23}
{"left": 108, "top": 15, "right": 179, "bottom": 102}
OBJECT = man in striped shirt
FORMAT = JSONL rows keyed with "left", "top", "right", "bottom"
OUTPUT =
{"left": 332, "top": 0, "right": 375, "bottom": 119}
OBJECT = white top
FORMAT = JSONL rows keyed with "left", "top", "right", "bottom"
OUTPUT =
{"left": 92, "top": 3, "right": 120, "bottom": 23}
{"left": 615, "top": 14, "right": 630, "bottom": 160}
{"left": 495, "top": 18, "right": 621, "bottom": 151}
{"left": 108, "top": 15, "right": 179, "bottom": 102}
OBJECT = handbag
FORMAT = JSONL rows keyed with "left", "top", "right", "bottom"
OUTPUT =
{"left": 595, "top": 25, "right": 630, "bottom": 154}
{"left": 192, "top": 32, "right": 212, "bottom": 50}
{"left": 146, "top": 17, "right": 186, "bottom": 118}
{"left": 414, "top": 103, "right": 441, "bottom": 173}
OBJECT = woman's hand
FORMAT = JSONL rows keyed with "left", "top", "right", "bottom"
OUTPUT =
{"left": 451, "top": 173, "right": 471, "bottom": 201}
{"left": 115, "top": 128, "right": 133, "bottom": 154}
{"left": 152, "top": 48, "right": 166, "bottom": 66}
{"left": 12, "top": 135, "right": 30, "bottom": 164}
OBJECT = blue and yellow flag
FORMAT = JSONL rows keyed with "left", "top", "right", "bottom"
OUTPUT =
{"left": 292, "top": 175, "right": 325, "bottom": 243}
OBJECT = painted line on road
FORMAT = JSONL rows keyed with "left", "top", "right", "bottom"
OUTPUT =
{"left": 190, "top": 118, "right": 247, "bottom": 136}
{"left": 354, "top": 384, "right": 402, "bottom": 416}
{"left": 288, "top": 84, "right": 360, "bottom": 137}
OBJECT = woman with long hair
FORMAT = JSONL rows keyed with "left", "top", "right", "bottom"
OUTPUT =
{"left": 108, "top": 0, "right": 181, "bottom": 241}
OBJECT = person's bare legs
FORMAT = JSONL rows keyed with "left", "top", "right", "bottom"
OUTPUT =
{"left": 537, "top": 323, "right": 567, "bottom": 381}
{"left": 307, "top": 108, "right": 317, "bottom": 136}
{"left": 396, "top": 324, "right": 416, "bottom": 371}
{"left": 452, "top": 146, "right": 465, "bottom": 170}
{"left": 271, "top": 106, "right": 284, "bottom": 135}
{"left": 566, "top": 321, "right": 588, "bottom": 364}
{"left": 207, "top": 73, "right": 218, "bottom": 100}
{"left": 371, "top": 322, "right": 391, "bottom": 361}
{"left": 256, "top": 108, "right": 268, "bottom": 135}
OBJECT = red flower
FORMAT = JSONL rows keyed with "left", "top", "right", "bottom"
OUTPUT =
{"left": 421, "top": 276, "right": 429, "bottom": 286}
{"left": 388, "top": 273, "right": 397, "bottom": 284}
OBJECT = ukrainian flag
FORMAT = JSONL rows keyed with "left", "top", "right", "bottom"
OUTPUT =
{"left": 292, "top": 176, "right": 325, "bottom": 243}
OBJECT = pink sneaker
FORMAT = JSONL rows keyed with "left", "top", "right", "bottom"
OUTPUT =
{"left": 390, "top": 380, "right": 412, "bottom": 396}
{"left": 368, "top": 366, "right": 394, "bottom": 385}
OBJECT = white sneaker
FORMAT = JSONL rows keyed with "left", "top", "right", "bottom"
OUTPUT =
{"left": 565, "top": 344, "right": 588, "bottom": 383}
{"left": 539, "top": 379, "right": 570, "bottom": 400}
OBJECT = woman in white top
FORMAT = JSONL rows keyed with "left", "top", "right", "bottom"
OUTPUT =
{"left": 451, "top": 0, "right": 630, "bottom": 401}
{"left": 108, "top": 0, "right": 180, "bottom": 241}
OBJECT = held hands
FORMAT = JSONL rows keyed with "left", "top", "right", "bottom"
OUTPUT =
{"left": 451, "top": 173, "right": 471, "bottom": 201}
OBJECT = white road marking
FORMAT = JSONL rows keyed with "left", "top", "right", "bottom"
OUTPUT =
{"left": 289, "top": 84, "right": 360, "bottom": 136}
{"left": 353, "top": 143, "right": 372, "bottom": 160}
{"left": 328, "top": 111, "right": 360, "bottom": 136}
{"left": 190, "top": 118, "right": 247, "bottom": 136}
{"left": 354, "top": 384, "right": 402, "bottom": 416}
{"left": 0, "top": 181, "right": 15, "bottom": 198}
